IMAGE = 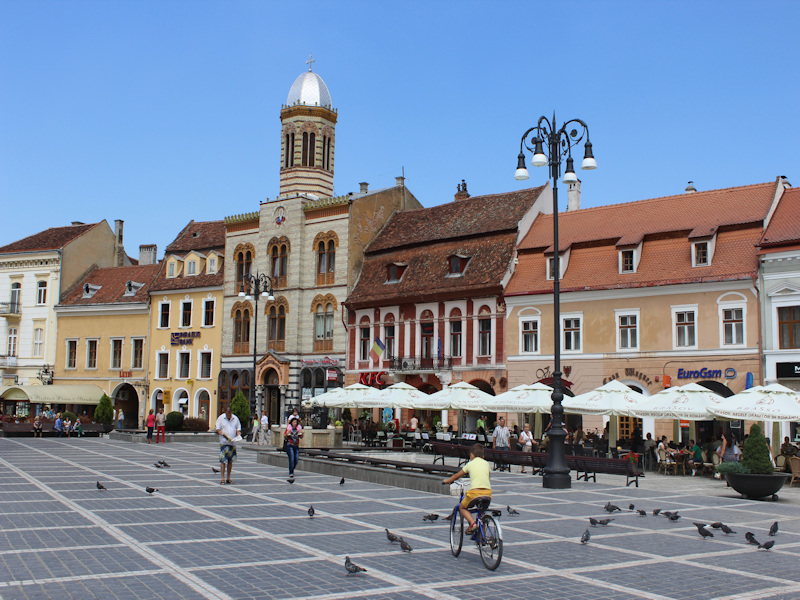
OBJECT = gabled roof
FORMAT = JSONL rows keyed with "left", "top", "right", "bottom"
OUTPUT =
{"left": 59, "top": 264, "right": 161, "bottom": 306}
{"left": 518, "top": 181, "right": 777, "bottom": 252}
{"left": 366, "top": 186, "right": 546, "bottom": 253}
{"left": 0, "top": 222, "right": 102, "bottom": 254}
{"left": 165, "top": 220, "right": 225, "bottom": 253}
{"left": 759, "top": 187, "right": 800, "bottom": 248}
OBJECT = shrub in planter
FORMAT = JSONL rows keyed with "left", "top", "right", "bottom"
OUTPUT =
{"left": 182, "top": 417, "right": 209, "bottom": 432}
{"left": 715, "top": 461, "right": 750, "bottom": 475}
{"left": 740, "top": 423, "right": 774, "bottom": 474}
{"left": 94, "top": 394, "right": 114, "bottom": 426}
{"left": 165, "top": 411, "right": 184, "bottom": 432}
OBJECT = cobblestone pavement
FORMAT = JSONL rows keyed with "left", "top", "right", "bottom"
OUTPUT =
{"left": 1, "top": 438, "right": 799, "bottom": 600}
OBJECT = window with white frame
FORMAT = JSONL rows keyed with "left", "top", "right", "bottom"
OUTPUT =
{"left": 37, "top": 280, "right": 47, "bottom": 304}
{"left": 132, "top": 338, "right": 144, "bottom": 369}
{"left": 159, "top": 302, "right": 170, "bottom": 328}
{"left": 359, "top": 326, "right": 370, "bottom": 361}
{"left": 693, "top": 241, "right": 710, "bottom": 267}
{"left": 778, "top": 306, "right": 800, "bottom": 349}
{"left": 7, "top": 328, "right": 18, "bottom": 357}
{"left": 199, "top": 351, "right": 212, "bottom": 379}
{"left": 617, "top": 312, "right": 639, "bottom": 350}
{"left": 187, "top": 260, "right": 197, "bottom": 275}
{"left": 177, "top": 351, "right": 190, "bottom": 379}
{"left": 450, "top": 319, "right": 462, "bottom": 357}
{"left": 521, "top": 319, "right": 539, "bottom": 353}
{"left": 563, "top": 316, "right": 582, "bottom": 352}
{"left": 157, "top": 353, "right": 169, "bottom": 379}
{"left": 181, "top": 301, "right": 192, "bottom": 327}
{"left": 620, "top": 250, "right": 635, "bottom": 273}
{"left": 478, "top": 308, "right": 492, "bottom": 356}
{"left": 66, "top": 339, "right": 77, "bottom": 369}
{"left": 208, "top": 257, "right": 216, "bottom": 274}
{"left": 203, "top": 299, "right": 215, "bottom": 327}
{"left": 110, "top": 338, "right": 123, "bottom": 369}
{"left": 86, "top": 339, "right": 98, "bottom": 369}
{"left": 722, "top": 307, "right": 744, "bottom": 345}
{"left": 168, "top": 262, "right": 175, "bottom": 278}
{"left": 384, "top": 321, "right": 395, "bottom": 359}
{"left": 546, "top": 257, "right": 555, "bottom": 280}
{"left": 33, "top": 327, "right": 44, "bottom": 357}
{"left": 672, "top": 306, "right": 697, "bottom": 348}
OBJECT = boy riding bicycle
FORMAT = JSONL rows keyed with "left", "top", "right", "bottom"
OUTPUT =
{"left": 442, "top": 443, "right": 491, "bottom": 535}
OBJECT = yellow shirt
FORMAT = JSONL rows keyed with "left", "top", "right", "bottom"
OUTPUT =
{"left": 462, "top": 457, "right": 491, "bottom": 490}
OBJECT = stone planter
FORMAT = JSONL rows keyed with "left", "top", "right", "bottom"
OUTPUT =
{"left": 725, "top": 472, "right": 791, "bottom": 501}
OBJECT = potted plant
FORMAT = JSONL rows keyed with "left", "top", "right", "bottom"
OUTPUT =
{"left": 719, "top": 423, "right": 791, "bottom": 501}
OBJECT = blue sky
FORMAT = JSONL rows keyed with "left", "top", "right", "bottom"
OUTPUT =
{"left": 2, "top": 1, "right": 798, "bottom": 256}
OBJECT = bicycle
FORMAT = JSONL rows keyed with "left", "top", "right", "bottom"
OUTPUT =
{"left": 445, "top": 482, "right": 503, "bottom": 570}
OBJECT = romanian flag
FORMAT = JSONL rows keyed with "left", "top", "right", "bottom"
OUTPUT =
{"left": 369, "top": 337, "right": 385, "bottom": 362}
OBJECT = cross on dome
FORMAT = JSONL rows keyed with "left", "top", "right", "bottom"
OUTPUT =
{"left": 306, "top": 54, "right": 315, "bottom": 72}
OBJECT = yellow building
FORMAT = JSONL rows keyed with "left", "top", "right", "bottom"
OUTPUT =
{"left": 148, "top": 221, "right": 224, "bottom": 427}
{"left": 53, "top": 263, "right": 161, "bottom": 425}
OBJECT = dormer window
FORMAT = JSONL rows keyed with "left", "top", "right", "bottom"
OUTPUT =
{"left": 694, "top": 242, "right": 709, "bottom": 266}
{"left": 168, "top": 262, "right": 175, "bottom": 278}
{"left": 82, "top": 283, "right": 101, "bottom": 298}
{"left": 187, "top": 260, "right": 197, "bottom": 276}
{"left": 447, "top": 255, "right": 470, "bottom": 277}
{"left": 386, "top": 263, "right": 407, "bottom": 284}
{"left": 208, "top": 257, "right": 216, "bottom": 274}
{"left": 621, "top": 250, "right": 635, "bottom": 273}
{"left": 546, "top": 257, "right": 555, "bottom": 280}
{"left": 124, "top": 280, "right": 144, "bottom": 297}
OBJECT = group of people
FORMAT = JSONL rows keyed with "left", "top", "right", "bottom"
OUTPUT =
{"left": 144, "top": 408, "right": 166, "bottom": 444}
{"left": 42, "top": 412, "right": 84, "bottom": 438}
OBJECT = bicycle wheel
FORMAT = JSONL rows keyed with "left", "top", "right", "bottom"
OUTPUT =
{"left": 478, "top": 514, "right": 503, "bottom": 570}
{"left": 449, "top": 510, "right": 463, "bottom": 557}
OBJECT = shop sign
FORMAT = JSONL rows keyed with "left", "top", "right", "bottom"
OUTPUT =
{"left": 171, "top": 331, "right": 200, "bottom": 345}
{"left": 680, "top": 420, "right": 690, "bottom": 428}
{"left": 119, "top": 370, "right": 133, "bottom": 378}
{"left": 677, "top": 367, "right": 722, "bottom": 380}
{"left": 300, "top": 357, "right": 341, "bottom": 366}
{"left": 326, "top": 369, "right": 338, "bottom": 381}
{"left": 358, "top": 371, "right": 387, "bottom": 386}
{"left": 776, "top": 362, "right": 800, "bottom": 379}
{"left": 603, "top": 368, "right": 653, "bottom": 386}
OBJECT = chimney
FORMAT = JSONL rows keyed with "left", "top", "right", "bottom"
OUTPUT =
{"left": 114, "top": 219, "right": 125, "bottom": 267}
{"left": 454, "top": 179, "right": 470, "bottom": 201}
{"left": 395, "top": 176, "right": 405, "bottom": 187}
{"left": 567, "top": 179, "right": 581, "bottom": 211}
{"left": 359, "top": 182, "right": 369, "bottom": 194}
{"left": 139, "top": 244, "right": 157, "bottom": 265}
{"left": 685, "top": 181, "right": 697, "bottom": 193}
{"left": 779, "top": 175, "right": 791, "bottom": 188}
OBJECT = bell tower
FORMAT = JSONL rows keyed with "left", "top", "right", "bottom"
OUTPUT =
{"left": 279, "top": 56, "right": 337, "bottom": 198}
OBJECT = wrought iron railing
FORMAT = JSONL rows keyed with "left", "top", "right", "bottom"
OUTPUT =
{"left": 388, "top": 356, "right": 453, "bottom": 371}
{"left": 0, "top": 302, "right": 21, "bottom": 315}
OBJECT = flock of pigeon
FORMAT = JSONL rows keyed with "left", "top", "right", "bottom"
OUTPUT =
{"left": 96, "top": 459, "right": 171, "bottom": 495}
{"left": 579, "top": 502, "right": 779, "bottom": 550}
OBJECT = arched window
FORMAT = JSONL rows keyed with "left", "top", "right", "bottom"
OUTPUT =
{"left": 478, "top": 306, "right": 492, "bottom": 357}
{"left": 37, "top": 280, "right": 47, "bottom": 305}
{"left": 234, "top": 308, "right": 250, "bottom": 354}
{"left": 384, "top": 313, "right": 395, "bottom": 360}
{"left": 236, "top": 250, "right": 252, "bottom": 292}
{"left": 7, "top": 327, "right": 18, "bottom": 357}
{"left": 359, "top": 316, "right": 371, "bottom": 362}
{"left": 317, "top": 241, "right": 327, "bottom": 275}
{"left": 285, "top": 134, "right": 290, "bottom": 168}
{"left": 314, "top": 232, "right": 338, "bottom": 285}
{"left": 290, "top": 133, "right": 295, "bottom": 166}
{"left": 449, "top": 308, "right": 463, "bottom": 358}
{"left": 267, "top": 304, "right": 286, "bottom": 352}
{"left": 326, "top": 136, "right": 332, "bottom": 170}
{"left": 302, "top": 132, "right": 310, "bottom": 166}
{"left": 314, "top": 302, "right": 335, "bottom": 352}
{"left": 322, "top": 135, "right": 329, "bottom": 170}
{"left": 271, "top": 246, "right": 280, "bottom": 278}
{"left": 10, "top": 282, "right": 21, "bottom": 312}
{"left": 327, "top": 240, "right": 335, "bottom": 274}
{"left": 309, "top": 132, "right": 316, "bottom": 166}
{"left": 267, "top": 238, "right": 289, "bottom": 288}
{"left": 420, "top": 309, "right": 435, "bottom": 367}
{"left": 280, "top": 244, "right": 288, "bottom": 280}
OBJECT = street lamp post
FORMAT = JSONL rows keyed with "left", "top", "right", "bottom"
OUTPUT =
{"left": 238, "top": 272, "right": 275, "bottom": 416}
{"left": 515, "top": 112, "right": 596, "bottom": 489}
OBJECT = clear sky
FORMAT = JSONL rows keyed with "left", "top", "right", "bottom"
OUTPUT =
{"left": 2, "top": 1, "right": 798, "bottom": 257}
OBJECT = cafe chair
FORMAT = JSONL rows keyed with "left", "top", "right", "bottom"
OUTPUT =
{"left": 788, "top": 457, "right": 800, "bottom": 487}
{"left": 657, "top": 448, "right": 676, "bottom": 475}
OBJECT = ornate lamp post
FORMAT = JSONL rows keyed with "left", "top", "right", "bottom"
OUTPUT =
{"left": 515, "top": 113, "right": 596, "bottom": 489}
{"left": 238, "top": 272, "right": 275, "bottom": 415}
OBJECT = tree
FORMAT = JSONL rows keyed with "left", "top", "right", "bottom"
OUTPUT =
{"left": 94, "top": 394, "right": 113, "bottom": 425}
{"left": 231, "top": 391, "right": 250, "bottom": 433}
{"left": 740, "top": 423, "right": 774, "bottom": 475}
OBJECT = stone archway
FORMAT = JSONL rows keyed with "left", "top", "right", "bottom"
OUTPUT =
{"left": 112, "top": 382, "right": 139, "bottom": 429}
{"left": 263, "top": 367, "right": 281, "bottom": 426}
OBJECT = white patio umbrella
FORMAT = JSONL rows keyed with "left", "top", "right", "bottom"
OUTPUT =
{"left": 411, "top": 381, "right": 493, "bottom": 411}
{"left": 484, "top": 382, "right": 554, "bottom": 413}
{"left": 709, "top": 383, "right": 800, "bottom": 421}
{"left": 305, "top": 383, "right": 376, "bottom": 408}
{"left": 630, "top": 382, "right": 725, "bottom": 420}
{"left": 359, "top": 381, "right": 429, "bottom": 409}
{"left": 562, "top": 379, "right": 645, "bottom": 416}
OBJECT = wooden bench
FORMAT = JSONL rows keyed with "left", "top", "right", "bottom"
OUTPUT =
{"left": 429, "top": 441, "right": 471, "bottom": 466}
{"left": 567, "top": 455, "right": 643, "bottom": 487}
{"left": 302, "top": 448, "right": 459, "bottom": 476}
{"left": 1, "top": 422, "right": 107, "bottom": 437}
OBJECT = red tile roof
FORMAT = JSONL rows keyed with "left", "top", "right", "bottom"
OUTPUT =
{"left": 165, "top": 220, "right": 226, "bottom": 253}
{"left": 366, "top": 186, "right": 546, "bottom": 252}
{"left": 0, "top": 223, "right": 103, "bottom": 254}
{"left": 759, "top": 187, "right": 800, "bottom": 247}
{"left": 150, "top": 268, "right": 224, "bottom": 292}
{"left": 518, "top": 181, "right": 777, "bottom": 252}
{"left": 59, "top": 264, "right": 161, "bottom": 306}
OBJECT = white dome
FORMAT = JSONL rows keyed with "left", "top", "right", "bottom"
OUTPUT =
{"left": 286, "top": 71, "right": 332, "bottom": 108}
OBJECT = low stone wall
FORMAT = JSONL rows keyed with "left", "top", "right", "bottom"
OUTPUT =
{"left": 109, "top": 431, "right": 218, "bottom": 443}
{"left": 269, "top": 425, "right": 343, "bottom": 448}
{"left": 255, "top": 449, "right": 448, "bottom": 495}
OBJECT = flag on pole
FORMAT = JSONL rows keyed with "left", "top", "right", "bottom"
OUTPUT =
{"left": 369, "top": 337, "right": 385, "bottom": 362}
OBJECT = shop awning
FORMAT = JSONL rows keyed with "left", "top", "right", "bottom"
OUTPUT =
{"left": 0, "top": 384, "right": 106, "bottom": 405}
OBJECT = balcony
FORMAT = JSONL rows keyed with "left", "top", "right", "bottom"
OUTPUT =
{"left": 387, "top": 356, "right": 452, "bottom": 372}
{"left": 0, "top": 355, "right": 18, "bottom": 368}
{"left": 0, "top": 302, "right": 21, "bottom": 317}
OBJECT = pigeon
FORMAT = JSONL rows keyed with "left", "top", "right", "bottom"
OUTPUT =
{"left": 145, "top": 486, "right": 158, "bottom": 495}
{"left": 507, "top": 506, "right": 520, "bottom": 515}
{"left": 443, "top": 513, "right": 453, "bottom": 521}
{"left": 720, "top": 524, "right": 737, "bottom": 535}
{"left": 637, "top": 510, "right": 647, "bottom": 517}
{"left": 668, "top": 512, "right": 681, "bottom": 522}
{"left": 697, "top": 527, "right": 713, "bottom": 539}
{"left": 652, "top": 508, "right": 662, "bottom": 516}
{"left": 344, "top": 556, "right": 367, "bottom": 576}
{"left": 758, "top": 540, "right": 775, "bottom": 551}
{"left": 158, "top": 461, "right": 171, "bottom": 468}
{"left": 597, "top": 518, "right": 614, "bottom": 526}
{"left": 308, "top": 506, "right": 315, "bottom": 518}
{"left": 580, "top": 529, "right": 591, "bottom": 544}
{"left": 400, "top": 538, "right": 413, "bottom": 552}
{"left": 769, "top": 521, "right": 778, "bottom": 536}
{"left": 96, "top": 481, "right": 107, "bottom": 490}
{"left": 154, "top": 463, "right": 163, "bottom": 468}
{"left": 710, "top": 522, "right": 723, "bottom": 529}
{"left": 604, "top": 503, "right": 621, "bottom": 513}
{"left": 589, "top": 517, "right": 600, "bottom": 527}
{"left": 628, "top": 504, "right": 635, "bottom": 511}
{"left": 661, "top": 511, "right": 673, "bottom": 518}
{"left": 212, "top": 467, "right": 220, "bottom": 474}
{"left": 385, "top": 528, "right": 400, "bottom": 543}
{"left": 339, "top": 477, "right": 345, "bottom": 486}
{"left": 745, "top": 532, "right": 760, "bottom": 546}
{"left": 692, "top": 522, "right": 707, "bottom": 531}
{"left": 423, "top": 513, "right": 439, "bottom": 522}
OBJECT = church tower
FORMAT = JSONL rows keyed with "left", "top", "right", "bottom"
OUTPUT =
{"left": 279, "top": 57, "right": 336, "bottom": 198}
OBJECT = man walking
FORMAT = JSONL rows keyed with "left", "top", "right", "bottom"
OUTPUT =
{"left": 258, "top": 410, "right": 270, "bottom": 445}
{"left": 155, "top": 407, "right": 166, "bottom": 443}
{"left": 215, "top": 406, "right": 241, "bottom": 485}
{"left": 117, "top": 408, "right": 124, "bottom": 431}
{"left": 492, "top": 416, "right": 511, "bottom": 472}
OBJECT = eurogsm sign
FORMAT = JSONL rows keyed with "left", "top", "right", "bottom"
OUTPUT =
{"left": 359, "top": 371, "right": 387, "bottom": 387}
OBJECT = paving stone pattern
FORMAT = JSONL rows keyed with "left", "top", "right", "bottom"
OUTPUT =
{"left": 0, "top": 438, "right": 798, "bottom": 600}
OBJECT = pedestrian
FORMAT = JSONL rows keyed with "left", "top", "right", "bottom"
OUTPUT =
{"left": 476, "top": 414, "right": 486, "bottom": 436}
{"left": 155, "top": 407, "right": 166, "bottom": 443}
{"left": 199, "top": 406, "right": 207, "bottom": 424}
{"left": 54, "top": 413, "right": 64, "bottom": 437}
{"left": 146, "top": 409, "right": 155, "bottom": 444}
{"left": 113, "top": 408, "right": 118, "bottom": 427}
{"left": 64, "top": 416, "right": 72, "bottom": 438}
{"left": 519, "top": 423, "right": 536, "bottom": 474}
{"left": 73, "top": 417, "right": 84, "bottom": 438}
{"left": 117, "top": 408, "right": 124, "bottom": 431}
{"left": 492, "top": 416, "right": 511, "bottom": 472}
{"left": 32, "top": 415, "right": 43, "bottom": 438}
{"left": 284, "top": 416, "right": 303, "bottom": 481}
{"left": 215, "top": 406, "right": 241, "bottom": 485}
{"left": 410, "top": 414, "right": 418, "bottom": 431}
{"left": 718, "top": 430, "right": 737, "bottom": 462}
{"left": 258, "top": 410, "right": 270, "bottom": 445}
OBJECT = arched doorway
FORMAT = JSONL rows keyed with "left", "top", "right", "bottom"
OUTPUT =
{"left": 175, "top": 389, "right": 189, "bottom": 416}
{"left": 196, "top": 389, "right": 211, "bottom": 424}
{"left": 112, "top": 383, "right": 139, "bottom": 429}
{"left": 264, "top": 368, "right": 280, "bottom": 425}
